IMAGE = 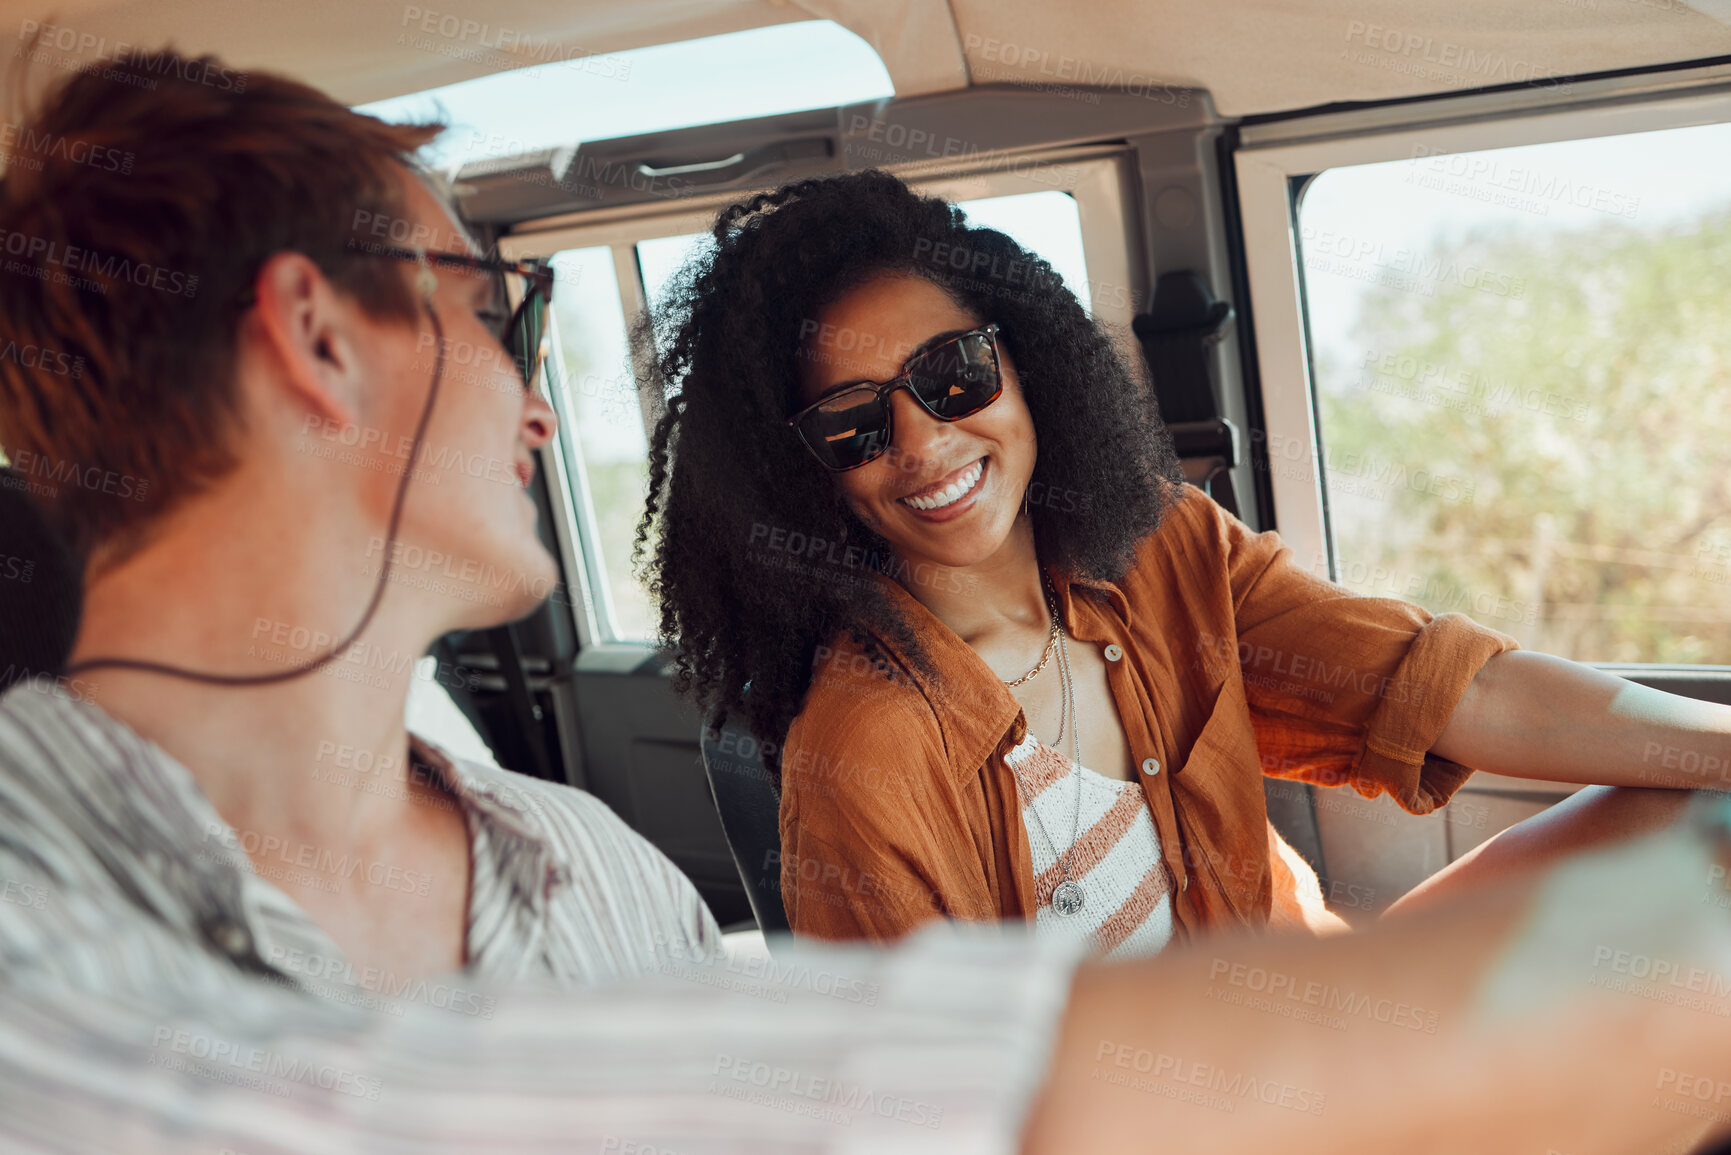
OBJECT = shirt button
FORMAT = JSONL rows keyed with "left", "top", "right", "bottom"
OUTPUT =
{"left": 1103, "top": 644, "right": 1124, "bottom": 662}
{"left": 207, "top": 919, "right": 252, "bottom": 958}
{"left": 1141, "top": 758, "right": 1161, "bottom": 776}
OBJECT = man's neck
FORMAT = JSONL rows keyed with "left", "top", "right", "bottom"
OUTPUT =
{"left": 67, "top": 478, "right": 441, "bottom": 855}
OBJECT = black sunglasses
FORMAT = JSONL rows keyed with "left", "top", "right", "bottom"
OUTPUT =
{"left": 343, "top": 244, "right": 557, "bottom": 395}
{"left": 786, "top": 324, "right": 1003, "bottom": 471}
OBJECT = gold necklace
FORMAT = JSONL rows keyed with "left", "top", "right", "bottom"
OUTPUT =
{"left": 999, "top": 576, "right": 1088, "bottom": 916}
{"left": 1002, "top": 576, "right": 1060, "bottom": 688}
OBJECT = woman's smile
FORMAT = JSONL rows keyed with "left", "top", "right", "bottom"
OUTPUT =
{"left": 899, "top": 455, "right": 988, "bottom": 519}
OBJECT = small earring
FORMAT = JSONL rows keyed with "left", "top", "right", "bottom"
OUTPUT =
{"left": 1022, "top": 489, "right": 1031, "bottom": 518}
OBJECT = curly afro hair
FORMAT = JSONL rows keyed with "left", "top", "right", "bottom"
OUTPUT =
{"left": 633, "top": 169, "right": 1183, "bottom": 775}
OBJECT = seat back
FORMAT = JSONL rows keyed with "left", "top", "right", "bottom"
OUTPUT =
{"left": 0, "top": 471, "right": 82, "bottom": 691}
{"left": 698, "top": 717, "right": 790, "bottom": 935}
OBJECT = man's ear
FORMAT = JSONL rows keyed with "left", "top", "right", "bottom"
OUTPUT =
{"left": 246, "top": 251, "right": 368, "bottom": 430}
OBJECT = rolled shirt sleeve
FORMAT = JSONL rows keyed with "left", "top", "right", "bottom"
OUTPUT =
{"left": 1209, "top": 497, "right": 1519, "bottom": 814}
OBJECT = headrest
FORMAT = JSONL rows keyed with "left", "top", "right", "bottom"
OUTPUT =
{"left": 0, "top": 469, "right": 83, "bottom": 689}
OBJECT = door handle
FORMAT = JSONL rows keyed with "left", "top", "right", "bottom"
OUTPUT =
{"left": 636, "top": 152, "right": 747, "bottom": 178}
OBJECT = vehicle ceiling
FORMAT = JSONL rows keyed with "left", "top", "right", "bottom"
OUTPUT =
{"left": 7, "top": 0, "right": 1731, "bottom": 117}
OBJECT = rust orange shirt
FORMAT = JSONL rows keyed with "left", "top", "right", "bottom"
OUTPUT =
{"left": 777, "top": 485, "right": 1518, "bottom": 945}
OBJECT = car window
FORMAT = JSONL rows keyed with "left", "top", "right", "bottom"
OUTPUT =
{"left": 355, "top": 21, "right": 893, "bottom": 169}
{"left": 535, "top": 246, "right": 657, "bottom": 641}
{"left": 1298, "top": 122, "right": 1731, "bottom": 663}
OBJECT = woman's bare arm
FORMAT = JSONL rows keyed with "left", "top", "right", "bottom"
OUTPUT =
{"left": 1432, "top": 650, "right": 1731, "bottom": 790}
{"left": 1025, "top": 815, "right": 1731, "bottom": 1154}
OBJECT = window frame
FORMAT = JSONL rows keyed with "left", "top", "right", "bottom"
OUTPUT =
{"left": 499, "top": 146, "right": 1147, "bottom": 651}
{"left": 1233, "top": 65, "right": 1731, "bottom": 610}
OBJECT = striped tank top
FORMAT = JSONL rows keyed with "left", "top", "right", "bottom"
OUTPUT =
{"left": 1005, "top": 729, "right": 1175, "bottom": 960}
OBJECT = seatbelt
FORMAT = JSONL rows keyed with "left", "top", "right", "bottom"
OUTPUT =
{"left": 1132, "top": 271, "right": 1241, "bottom": 516}
{"left": 484, "top": 623, "right": 557, "bottom": 782}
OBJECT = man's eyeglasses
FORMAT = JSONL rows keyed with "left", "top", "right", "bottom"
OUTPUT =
{"left": 348, "top": 244, "right": 556, "bottom": 396}
{"left": 786, "top": 324, "right": 1003, "bottom": 472}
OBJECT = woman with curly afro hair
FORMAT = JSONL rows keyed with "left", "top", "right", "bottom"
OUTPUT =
{"left": 635, "top": 168, "right": 1707, "bottom": 957}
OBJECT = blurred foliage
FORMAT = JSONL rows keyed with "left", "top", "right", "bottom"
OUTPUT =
{"left": 586, "top": 458, "right": 656, "bottom": 639}
{"left": 546, "top": 246, "right": 659, "bottom": 642}
{"left": 1313, "top": 206, "right": 1731, "bottom": 664}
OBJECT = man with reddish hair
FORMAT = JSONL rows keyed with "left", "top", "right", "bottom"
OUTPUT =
{"left": 0, "top": 45, "right": 1727, "bottom": 1155}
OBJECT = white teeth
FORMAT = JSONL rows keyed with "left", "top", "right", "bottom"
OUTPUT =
{"left": 902, "top": 460, "right": 983, "bottom": 511}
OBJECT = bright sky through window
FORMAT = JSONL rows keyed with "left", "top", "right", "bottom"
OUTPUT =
{"left": 1300, "top": 122, "right": 1731, "bottom": 368}
{"left": 355, "top": 21, "right": 894, "bottom": 169}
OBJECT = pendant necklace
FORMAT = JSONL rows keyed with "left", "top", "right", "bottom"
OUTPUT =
{"left": 1001, "top": 575, "right": 1087, "bottom": 916}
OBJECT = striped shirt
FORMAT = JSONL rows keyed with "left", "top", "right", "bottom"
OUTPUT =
{"left": 1006, "top": 732, "right": 1175, "bottom": 959}
{"left": 0, "top": 678, "right": 1084, "bottom": 1152}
